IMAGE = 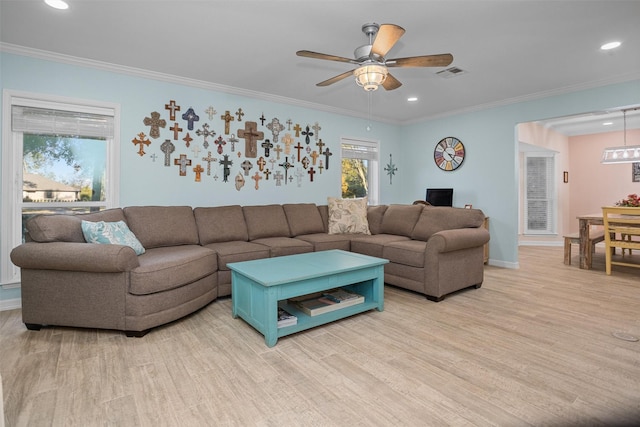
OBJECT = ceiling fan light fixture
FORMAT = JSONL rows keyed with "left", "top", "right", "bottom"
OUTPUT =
{"left": 354, "top": 64, "right": 388, "bottom": 91}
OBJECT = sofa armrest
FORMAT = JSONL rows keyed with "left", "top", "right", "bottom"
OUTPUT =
{"left": 426, "top": 228, "right": 490, "bottom": 254}
{"left": 10, "top": 242, "right": 140, "bottom": 272}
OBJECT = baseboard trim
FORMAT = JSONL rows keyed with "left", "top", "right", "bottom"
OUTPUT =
{"left": 0, "top": 298, "right": 21, "bottom": 311}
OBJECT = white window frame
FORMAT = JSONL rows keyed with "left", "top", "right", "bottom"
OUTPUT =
{"left": 340, "top": 137, "right": 379, "bottom": 205}
{"left": 1, "top": 90, "right": 121, "bottom": 287}
{"left": 523, "top": 152, "right": 556, "bottom": 235}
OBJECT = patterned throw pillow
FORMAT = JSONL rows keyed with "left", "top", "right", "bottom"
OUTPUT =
{"left": 327, "top": 197, "right": 371, "bottom": 235}
{"left": 81, "top": 220, "right": 146, "bottom": 255}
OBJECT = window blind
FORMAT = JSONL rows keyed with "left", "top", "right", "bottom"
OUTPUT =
{"left": 525, "top": 154, "right": 555, "bottom": 233}
{"left": 12, "top": 106, "right": 114, "bottom": 138}
{"left": 341, "top": 139, "right": 378, "bottom": 161}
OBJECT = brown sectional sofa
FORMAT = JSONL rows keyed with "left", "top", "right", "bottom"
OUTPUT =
{"left": 10, "top": 203, "right": 489, "bottom": 336}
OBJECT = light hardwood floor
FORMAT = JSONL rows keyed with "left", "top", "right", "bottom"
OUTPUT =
{"left": 1, "top": 246, "right": 639, "bottom": 426}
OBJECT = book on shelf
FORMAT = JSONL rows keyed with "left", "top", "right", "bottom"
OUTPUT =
{"left": 288, "top": 288, "right": 364, "bottom": 316}
{"left": 277, "top": 307, "right": 297, "bottom": 328}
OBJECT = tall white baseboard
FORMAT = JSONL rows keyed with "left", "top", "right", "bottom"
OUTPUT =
{"left": 0, "top": 298, "right": 21, "bottom": 311}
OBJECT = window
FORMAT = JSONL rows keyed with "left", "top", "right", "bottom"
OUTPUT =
{"left": 1, "top": 92, "right": 120, "bottom": 286}
{"left": 341, "top": 138, "right": 379, "bottom": 205}
{"left": 524, "top": 153, "right": 556, "bottom": 234}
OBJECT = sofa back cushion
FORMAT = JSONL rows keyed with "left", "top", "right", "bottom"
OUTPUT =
{"left": 243, "top": 205, "right": 291, "bottom": 240}
{"left": 124, "top": 206, "right": 199, "bottom": 248}
{"left": 283, "top": 203, "right": 325, "bottom": 236}
{"left": 26, "top": 208, "right": 126, "bottom": 243}
{"left": 380, "top": 205, "right": 423, "bottom": 237}
{"left": 317, "top": 205, "right": 329, "bottom": 232}
{"left": 194, "top": 205, "right": 248, "bottom": 244}
{"left": 411, "top": 206, "right": 486, "bottom": 241}
{"left": 366, "top": 205, "right": 388, "bottom": 235}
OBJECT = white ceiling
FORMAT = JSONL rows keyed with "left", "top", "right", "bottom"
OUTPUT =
{"left": 1, "top": 0, "right": 639, "bottom": 129}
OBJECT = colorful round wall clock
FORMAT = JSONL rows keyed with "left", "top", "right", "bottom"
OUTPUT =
{"left": 434, "top": 136, "right": 465, "bottom": 171}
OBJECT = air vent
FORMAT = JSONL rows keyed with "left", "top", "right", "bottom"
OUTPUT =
{"left": 436, "top": 67, "right": 467, "bottom": 79}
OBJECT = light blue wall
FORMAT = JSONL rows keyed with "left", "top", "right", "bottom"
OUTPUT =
{"left": 400, "top": 80, "right": 640, "bottom": 266}
{"left": 1, "top": 50, "right": 639, "bottom": 304}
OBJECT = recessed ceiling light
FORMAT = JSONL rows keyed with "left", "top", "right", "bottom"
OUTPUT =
{"left": 600, "top": 41, "right": 621, "bottom": 50}
{"left": 45, "top": 0, "right": 69, "bottom": 10}
{"left": 407, "top": 97, "right": 418, "bottom": 102}
{"left": 603, "top": 122, "right": 613, "bottom": 126}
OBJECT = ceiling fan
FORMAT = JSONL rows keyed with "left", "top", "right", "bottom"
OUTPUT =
{"left": 296, "top": 23, "right": 453, "bottom": 91}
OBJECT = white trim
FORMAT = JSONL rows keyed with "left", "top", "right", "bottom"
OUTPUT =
{"left": 0, "top": 298, "right": 21, "bottom": 312}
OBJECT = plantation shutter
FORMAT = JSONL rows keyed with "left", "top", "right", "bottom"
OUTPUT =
{"left": 525, "top": 154, "right": 556, "bottom": 234}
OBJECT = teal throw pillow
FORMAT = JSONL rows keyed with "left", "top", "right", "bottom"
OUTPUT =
{"left": 81, "top": 220, "right": 146, "bottom": 255}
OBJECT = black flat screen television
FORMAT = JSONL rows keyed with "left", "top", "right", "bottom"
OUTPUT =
{"left": 426, "top": 188, "right": 453, "bottom": 207}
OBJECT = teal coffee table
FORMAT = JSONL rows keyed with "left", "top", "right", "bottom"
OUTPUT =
{"left": 228, "top": 250, "right": 388, "bottom": 347}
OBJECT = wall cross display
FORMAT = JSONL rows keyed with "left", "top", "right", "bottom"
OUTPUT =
{"left": 174, "top": 154, "right": 192, "bottom": 176}
{"left": 241, "top": 160, "right": 253, "bottom": 176}
{"left": 252, "top": 171, "right": 262, "bottom": 190}
{"left": 279, "top": 157, "right": 293, "bottom": 184}
{"left": 286, "top": 118, "right": 292, "bottom": 130}
{"left": 308, "top": 167, "right": 316, "bottom": 182}
{"left": 266, "top": 118, "right": 285, "bottom": 143}
{"left": 132, "top": 132, "right": 151, "bottom": 156}
{"left": 257, "top": 156, "right": 266, "bottom": 171}
{"left": 301, "top": 125, "right": 314, "bottom": 144}
{"left": 165, "top": 100, "right": 180, "bottom": 121}
{"left": 259, "top": 113, "right": 266, "bottom": 126}
{"left": 273, "top": 144, "right": 283, "bottom": 160}
{"left": 323, "top": 148, "right": 333, "bottom": 169}
{"left": 384, "top": 153, "right": 398, "bottom": 184}
{"left": 191, "top": 143, "right": 201, "bottom": 158}
{"left": 310, "top": 150, "right": 319, "bottom": 165}
{"left": 293, "top": 142, "right": 304, "bottom": 161}
{"left": 220, "top": 110, "right": 234, "bottom": 134}
{"left": 214, "top": 136, "right": 226, "bottom": 154}
{"left": 228, "top": 134, "right": 238, "bottom": 151}
{"left": 170, "top": 122, "right": 183, "bottom": 140}
{"left": 193, "top": 164, "right": 204, "bottom": 182}
{"left": 143, "top": 111, "right": 166, "bottom": 139}
{"left": 204, "top": 106, "right": 217, "bottom": 120}
{"left": 274, "top": 170, "right": 284, "bottom": 186}
{"left": 263, "top": 169, "right": 271, "bottom": 180}
{"left": 316, "top": 139, "right": 325, "bottom": 153}
{"left": 183, "top": 132, "right": 193, "bottom": 147}
{"left": 237, "top": 121, "right": 264, "bottom": 158}
{"left": 202, "top": 151, "right": 216, "bottom": 175}
{"left": 219, "top": 154, "right": 233, "bottom": 182}
{"left": 312, "top": 122, "right": 321, "bottom": 141}
{"left": 160, "top": 139, "right": 175, "bottom": 166}
{"left": 281, "top": 133, "right": 294, "bottom": 154}
{"left": 182, "top": 107, "right": 199, "bottom": 130}
{"left": 292, "top": 123, "right": 302, "bottom": 137}
{"left": 235, "top": 108, "right": 245, "bottom": 122}
{"left": 261, "top": 139, "right": 274, "bottom": 157}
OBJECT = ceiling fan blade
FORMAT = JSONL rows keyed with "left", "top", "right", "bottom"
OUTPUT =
{"left": 382, "top": 73, "right": 402, "bottom": 91}
{"left": 296, "top": 50, "right": 355, "bottom": 64}
{"left": 386, "top": 53, "right": 454, "bottom": 68}
{"left": 316, "top": 69, "right": 356, "bottom": 87}
{"left": 371, "top": 24, "right": 405, "bottom": 58}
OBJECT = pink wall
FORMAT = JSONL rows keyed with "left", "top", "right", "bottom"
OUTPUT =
{"left": 568, "top": 129, "right": 640, "bottom": 233}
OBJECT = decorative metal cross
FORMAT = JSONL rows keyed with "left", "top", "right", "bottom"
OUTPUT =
{"left": 318, "top": 160, "right": 324, "bottom": 174}
{"left": 312, "top": 122, "right": 321, "bottom": 141}
{"left": 160, "top": 139, "right": 175, "bottom": 166}
{"left": 235, "top": 108, "right": 245, "bottom": 122}
{"left": 293, "top": 142, "right": 304, "bottom": 161}
{"left": 132, "top": 132, "right": 151, "bottom": 156}
{"left": 193, "top": 164, "right": 204, "bottom": 182}
{"left": 220, "top": 110, "right": 234, "bottom": 134}
{"left": 295, "top": 167, "right": 304, "bottom": 187}
{"left": 228, "top": 133, "right": 238, "bottom": 151}
{"left": 214, "top": 136, "right": 226, "bottom": 155}
{"left": 204, "top": 106, "right": 217, "bottom": 120}
{"left": 266, "top": 118, "right": 285, "bottom": 143}
{"left": 316, "top": 139, "right": 326, "bottom": 154}
{"left": 219, "top": 154, "right": 233, "bottom": 182}
{"left": 301, "top": 125, "right": 314, "bottom": 144}
{"left": 263, "top": 169, "right": 271, "bottom": 180}
{"left": 286, "top": 118, "right": 293, "bottom": 130}
{"left": 170, "top": 122, "right": 183, "bottom": 140}
{"left": 165, "top": 100, "right": 180, "bottom": 121}
{"left": 150, "top": 153, "right": 158, "bottom": 162}
{"left": 174, "top": 154, "right": 192, "bottom": 176}
{"left": 273, "top": 144, "right": 283, "bottom": 160}
{"left": 143, "top": 111, "right": 166, "bottom": 139}
{"left": 191, "top": 143, "right": 201, "bottom": 158}
{"left": 301, "top": 156, "right": 310, "bottom": 169}
{"left": 257, "top": 156, "right": 266, "bottom": 171}
{"left": 279, "top": 156, "right": 293, "bottom": 184}
{"left": 181, "top": 107, "right": 199, "bottom": 131}
{"left": 308, "top": 167, "right": 316, "bottom": 182}
{"left": 292, "top": 123, "right": 302, "bottom": 137}
{"left": 323, "top": 148, "right": 333, "bottom": 170}
{"left": 274, "top": 170, "right": 284, "bottom": 186}
{"left": 183, "top": 132, "right": 193, "bottom": 147}
{"left": 241, "top": 160, "right": 253, "bottom": 176}
{"left": 252, "top": 172, "right": 262, "bottom": 190}
{"left": 237, "top": 121, "right": 264, "bottom": 158}
{"left": 384, "top": 153, "right": 398, "bottom": 184}
{"left": 261, "top": 139, "right": 274, "bottom": 157}
{"left": 259, "top": 113, "right": 266, "bottom": 126}
{"left": 196, "top": 123, "right": 216, "bottom": 147}
{"left": 202, "top": 151, "right": 216, "bottom": 175}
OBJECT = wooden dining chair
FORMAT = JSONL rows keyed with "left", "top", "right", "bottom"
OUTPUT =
{"left": 602, "top": 206, "right": 640, "bottom": 275}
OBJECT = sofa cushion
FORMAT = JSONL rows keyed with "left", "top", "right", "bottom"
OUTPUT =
{"left": 380, "top": 204, "right": 423, "bottom": 237}
{"left": 327, "top": 197, "right": 370, "bottom": 235}
{"left": 243, "top": 205, "right": 291, "bottom": 240}
{"left": 26, "top": 208, "right": 126, "bottom": 243}
{"left": 129, "top": 245, "right": 217, "bottom": 295}
{"left": 81, "top": 220, "right": 146, "bottom": 255}
{"left": 295, "top": 233, "right": 352, "bottom": 252}
{"left": 317, "top": 205, "right": 329, "bottom": 232}
{"left": 194, "top": 205, "right": 248, "bottom": 244}
{"left": 383, "top": 240, "right": 427, "bottom": 268}
{"left": 350, "top": 234, "right": 410, "bottom": 258}
{"left": 411, "top": 206, "right": 486, "bottom": 241}
{"left": 124, "top": 206, "right": 199, "bottom": 249}
{"left": 366, "top": 205, "right": 388, "bottom": 235}
{"left": 202, "top": 241, "right": 270, "bottom": 270}
{"left": 283, "top": 203, "right": 325, "bottom": 236}
{"left": 250, "top": 237, "right": 313, "bottom": 257}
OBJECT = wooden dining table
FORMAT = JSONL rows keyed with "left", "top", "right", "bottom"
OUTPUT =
{"left": 576, "top": 213, "right": 604, "bottom": 270}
